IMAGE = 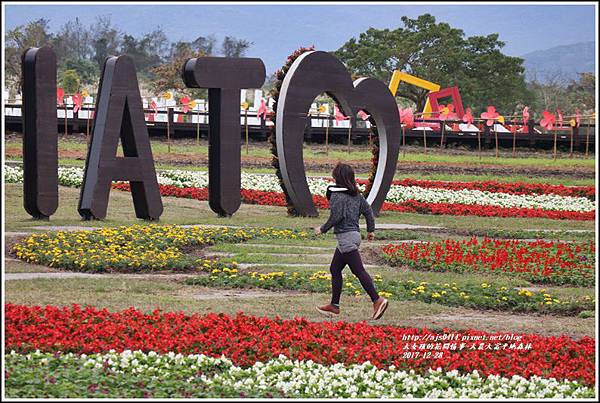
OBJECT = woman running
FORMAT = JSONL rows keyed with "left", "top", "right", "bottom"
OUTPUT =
{"left": 314, "top": 162, "right": 389, "bottom": 320}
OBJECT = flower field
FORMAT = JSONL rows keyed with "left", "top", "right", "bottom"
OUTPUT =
{"left": 3, "top": 159, "right": 596, "bottom": 398}
{"left": 5, "top": 351, "right": 594, "bottom": 398}
{"left": 12, "top": 225, "right": 307, "bottom": 272}
{"left": 4, "top": 165, "right": 595, "bottom": 220}
{"left": 4, "top": 304, "right": 596, "bottom": 398}
{"left": 185, "top": 269, "right": 594, "bottom": 315}
{"left": 382, "top": 238, "right": 596, "bottom": 287}
{"left": 10, "top": 225, "right": 594, "bottom": 315}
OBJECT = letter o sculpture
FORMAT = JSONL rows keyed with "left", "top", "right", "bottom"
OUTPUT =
{"left": 276, "top": 51, "right": 401, "bottom": 216}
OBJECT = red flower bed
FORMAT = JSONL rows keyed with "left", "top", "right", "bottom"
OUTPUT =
{"left": 5, "top": 304, "right": 595, "bottom": 385}
{"left": 356, "top": 178, "right": 595, "bottom": 200}
{"left": 382, "top": 238, "right": 595, "bottom": 286}
{"left": 112, "top": 183, "right": 330, "bottom": 210}
{"left": 380, "top": 200, "right": 595, "bottom": 221}
{"left": 111, "top": 184, "right": 594, "bottom": 221}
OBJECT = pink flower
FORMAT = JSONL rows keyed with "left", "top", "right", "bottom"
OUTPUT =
{"left": 510, "top": 118, "right": 518, "bottom": 133}
{"left": 257, "top": 99, "right": 268, "bottom": 120}
{"left": 334, "top": 105, "right": 349, "bottom": 123}
{"left": 540, "top": 111, "right": 556, "bottom": 131}
{"left": 358, "top": 110, "right": 370, "bottom": 121}
{"left": 462, "top": 108, "right": 474, "bottom": 125}
{"left": 439, "top": 104, "right": 457, "bottom": 121}
{"left": 556, "top": 109, "right": 563, "bottom": 127}
{"left": 57, "top": 88, "right": 64, "bottom": 106}
{"left": 180, "top": 96, "right": 190, "bottom": 113}
{"left": 399, "top": 107, "right": 414, "bottom": 128}
{"left": 480, "top": 106, "right": 499, "bottom": 127}
{"left": 72, "top": 93, "right": 83, "bottom": 113}
{"left": 522, "top": 106, "right": 529, "bottom": 124}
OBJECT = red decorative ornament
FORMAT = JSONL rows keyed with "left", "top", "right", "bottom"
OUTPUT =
{"left": 72, "top": 93, "right": 83, "bottom": 113}
{"left": 522, "top": 106, "right": 529, "bottom": 124}
{"left": 334, "top": 104, "right": 349, "bottom": 123}
{"left": 480, "top": 106, "right": 499, "bottom": 127}
{"left": 57, "top": 87, "right": 64, "bottom": 106}
{"left": 180, "top": 96, "right": 191, "bottom": 113}
{"left": 357, "top": 109, "right": 371, "bottom": 121}
{"left": 439, "top": 104, "right": 458, "bottom": 121}
{"left": 556, "top": 108, "right": 564, "bottom": 127}
{"left": 462, "top": 108, "right": 474, "bottom": 125}
{"left": 399, "top": 107, "right": 414, "bottom": 128}
{"left": 510, "top": 117, "right": 518, "bottom": 134}
{"left": 540, "top": 111, "right": 556, "bottom": 131}
{"left": 257, "top": 98, "right": 268, "bottom": 120}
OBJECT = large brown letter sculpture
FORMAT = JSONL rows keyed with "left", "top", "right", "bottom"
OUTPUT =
{"left": 22, "top": 46, "right": 58, "bottom": 219}
{"left": 276, "top": 51, "right": 401, "bottom": 216}
{"left": 183, "top": 57, "right": 265, "bottom": 216}
{"left": 78, "top": 55, "right": 163, "bottom": 220}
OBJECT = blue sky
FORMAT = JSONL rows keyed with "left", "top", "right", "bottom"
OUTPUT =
{"left": 4, "top": 2, "right": 597, "bottom": 73}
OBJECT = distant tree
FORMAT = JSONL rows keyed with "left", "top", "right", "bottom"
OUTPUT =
{"left": 53, "top": 17, "right": 92, "bottom": 62}
{"left": 527, "top": 71, "right": 596, "bottom": 117}
{"left": 334, "top": 14, "right": 532, "bottom": 113}
{"left": 262, "top": 72, "right": 278, "bottom": 94}
{"left": 120, "top": 28, "right": 169, "bottom": 76}
{"left": 221, "top": 36, "right": 252, "bottom": 57}
{"left": 150, "top": 42, "right": 206, "bottom": 98}
{"left": 5, "top": 18, "right": 52, "bottom": 91}
{"left": 192, "top": 35, "right": 217, "bottom": 55}
{"left": 62, "top": 58, "right": 98, "bottom": 86}
{"left": 4, "top": 15, "right": 256, "bottom": 100}
{"left": 143, "top": 27, "right": 170, "bottom": 61}
{"left": 462, "top": 34, "right": 535, "bottom": 114}
{"left": 568, "top": 72, "right": 595, "bottom": 112}
{"left": 91, "top": 16, "right": 121, "bottom": 67}
{"left": 50, "top": 18, "right": 100, "bottom": 87}
{"left": 60, "top": 69, "right": 81, "bottom": 94}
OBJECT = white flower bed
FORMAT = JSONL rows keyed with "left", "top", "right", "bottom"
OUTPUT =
{"left": 384, "top": 186, "right": 595, "bottom": 212}
{"left": 4, "top": 165, "right": 595, "bottom": 212}
{"left": 7, "top": 350, "right": 594, "bottom": 398}
{"left": 4, "top": 165, "right": 23, "bottom": 183}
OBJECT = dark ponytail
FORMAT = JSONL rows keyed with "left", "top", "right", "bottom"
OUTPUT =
{"left": 332, "top": 163, "right": 359, "bottom": 196}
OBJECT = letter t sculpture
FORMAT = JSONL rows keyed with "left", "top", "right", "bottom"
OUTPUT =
{"left": 183, "top": 57, "right": 265, "bottom": 216}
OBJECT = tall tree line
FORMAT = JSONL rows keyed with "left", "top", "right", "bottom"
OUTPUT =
{"left": 334, "top": 14, "right": 595, "bottom": 116}
{"left": 5, "top": 16, "right": 253, "bottom": 95}
{"left": 5, "top": 14, "right": 594, "bottom": 114}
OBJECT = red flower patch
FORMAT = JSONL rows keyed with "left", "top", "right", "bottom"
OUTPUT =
{"left": 4, "top": 304, "right": 596, "bottom": 386}
{"left": 111, "top": 184, "right": 594, "bottom": 221}
{"left": 383, "top": 237, "right": 595, "bottom": 286}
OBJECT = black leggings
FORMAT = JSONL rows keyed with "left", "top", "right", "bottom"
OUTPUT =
{"left": 329, "top": 248, "right": 380, "bottom": 305}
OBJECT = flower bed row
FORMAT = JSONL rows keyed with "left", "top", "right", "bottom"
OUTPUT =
{"left": 359, "top": 178, "right": 595, "bottom": 200}
{"left": 122, "top": 170, "right": 600, "bottom": 213}
{"left": 382, "top": 238, "right": 595, "bottom": 287}
{"left": 185, "top": 269, "right": 594, "bottom": 316}
{"left": 119, "top": 183, "right": 595, "bottom": 221}
{"left": 379, "top": 199, "right": 594, "bottom": 220}
{"left": 5, "top": 350, "right": 593, "bottom": 398}
{"left": 5, "top": 304, "right": 595, "bottom": 386}
{"left": 5, "top": 165, "right": 595, "bottom": 218}
{"left": 12, "top": 225, "right": 307, "bottom": 273}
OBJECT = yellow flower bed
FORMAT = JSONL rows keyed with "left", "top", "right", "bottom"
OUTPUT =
{"left": 12, "top": 225, "right": 307, "bottom": 273}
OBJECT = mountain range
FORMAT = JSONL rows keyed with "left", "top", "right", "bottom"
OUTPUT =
{"left": 520, "top": 41, "right": 595, "bottom": 83}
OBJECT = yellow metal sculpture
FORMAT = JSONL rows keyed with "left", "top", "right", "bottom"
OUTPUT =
{"left": 388, "top": 71, "right": 440, "bottom": 118}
